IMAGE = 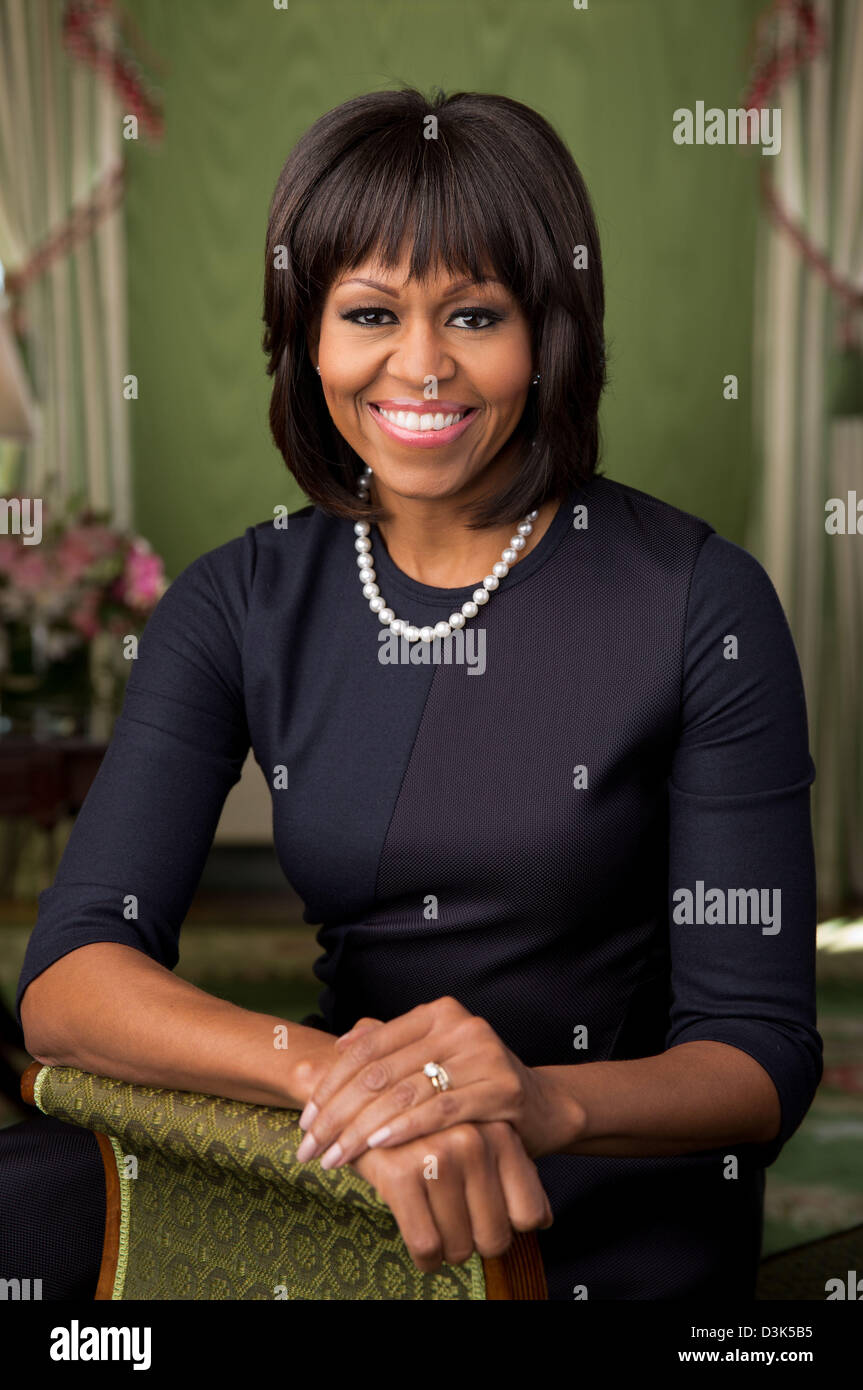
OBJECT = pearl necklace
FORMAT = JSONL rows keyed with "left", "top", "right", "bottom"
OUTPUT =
{"left": 353, "top": 466, "right": 539, "bottom": 642}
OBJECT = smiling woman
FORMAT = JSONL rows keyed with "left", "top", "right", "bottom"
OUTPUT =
{"left": 311, "top": 257, "right": 563, "bottom": 602}
{"left": 262, "top": 86, "right": 605, "bottom": 537}
{"left": 12, "top": 84, "right": 821, "bottom": 1303}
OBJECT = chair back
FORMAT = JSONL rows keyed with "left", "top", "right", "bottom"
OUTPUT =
{"left": 22, "top": 1062, "right": 547, "bottom": 1300}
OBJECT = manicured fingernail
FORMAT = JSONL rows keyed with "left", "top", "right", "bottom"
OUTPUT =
{"left": 320, "top": 1142, "right": 343, "bottom": 1170}
{"left": 366, "top": 1126, "right": 392, "bottom": 1147}
{"left": 296, "top": 1132, "right": 319, "bottom": 1162}
{"left": 298, "top": 1101, "right": 318, "bottom": 1132}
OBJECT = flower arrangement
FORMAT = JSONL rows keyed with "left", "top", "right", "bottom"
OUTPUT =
{"left": 0, "top": 492, "right": 166, "bottom": 726}
{"left": 0, "top": 494, "right": 166, "bottom": 655}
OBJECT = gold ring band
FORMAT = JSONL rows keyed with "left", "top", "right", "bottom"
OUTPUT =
{"left": 423, "top": 1061, "right": 452, "bottom": 1093}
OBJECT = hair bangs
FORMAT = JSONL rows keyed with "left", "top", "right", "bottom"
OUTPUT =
{"left": 299, "top": 128, "right": 549, "bottom": 317}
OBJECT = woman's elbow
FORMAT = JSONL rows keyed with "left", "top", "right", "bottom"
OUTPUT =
{"left": 19, "top": 969, "right": 78, "bottom": 1066}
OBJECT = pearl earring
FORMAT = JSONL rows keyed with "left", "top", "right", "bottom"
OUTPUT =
{"left": 316, "top": 366, "right": 321, "bottom": 375}
{"left": 531, "top": 372, "right": 541, "bottom": 385}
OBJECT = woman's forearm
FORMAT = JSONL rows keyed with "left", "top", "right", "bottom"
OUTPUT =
{"left": 536, "top": 1040, "right": 782, "bottom": 1157}
{"left": 19, "top": 941, "right": 339, "bottom": 1109}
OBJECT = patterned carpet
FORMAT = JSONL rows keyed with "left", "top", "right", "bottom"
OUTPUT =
{"left": 762, "top": 933, "right": 863, "bottom": 1257}
{"left": 756, "top": 1223, "right": 863, "bottom": 1300}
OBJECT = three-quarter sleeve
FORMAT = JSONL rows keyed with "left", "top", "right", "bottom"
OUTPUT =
{"left": 15, "top": 538, "right": 253, "bottom": 1026}
{"left": 666, "top": 532, "right": 822, "bottom": 1166}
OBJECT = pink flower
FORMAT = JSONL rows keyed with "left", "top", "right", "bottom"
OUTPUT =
{"left": 117, "top": 541, "right": 165, "bottom": 610}
{"left": 0, "top": 503, "right": 166, "bottom": 645}
{"left": 7, "top": 550, "right": 49, "bottom": 592}
{"left": 57, "top": 525, "right": 123, "bottom": 580}
{"left": 0, "top": 542, "right": 17, "bottom": 577}
{"left": 68, "top": 590, "right": 102, "bottom": 640}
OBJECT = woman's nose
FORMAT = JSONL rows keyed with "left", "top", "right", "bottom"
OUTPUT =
{"left": 386, "top": 323, "right": 456, "bottom": 385}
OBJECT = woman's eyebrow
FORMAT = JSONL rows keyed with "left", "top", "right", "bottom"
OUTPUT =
{"left": 335, "top": 276, "right": 506, "bottom": 298}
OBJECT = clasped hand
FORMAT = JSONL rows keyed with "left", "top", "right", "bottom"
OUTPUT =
{"left": 293, "top": 996, "right": 582, "bottom": 1271}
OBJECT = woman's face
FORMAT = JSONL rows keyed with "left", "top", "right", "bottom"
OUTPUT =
{"left": 310, "top": 251, "right": 535, "bottom": 502}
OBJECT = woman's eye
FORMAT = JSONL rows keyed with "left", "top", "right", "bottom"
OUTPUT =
{"left": 449, "top": 309, "right": 501, "bottom": 330}
{"left": 344, "top": 309, "right": 395, "bottom": 326}
{"left": 340, "top": 306, "right": 501, "bottom": 330}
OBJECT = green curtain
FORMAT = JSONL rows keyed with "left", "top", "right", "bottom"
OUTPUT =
{"left": 122, "top": 0, "right": 766, "bottom": 575}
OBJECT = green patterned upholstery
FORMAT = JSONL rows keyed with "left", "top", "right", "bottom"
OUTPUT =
{"left": 31, "top": 1065, "right": 487, "bottom": 1301}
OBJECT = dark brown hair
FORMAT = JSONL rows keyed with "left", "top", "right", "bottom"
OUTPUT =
{"left": 262, "top": 85, "right": 608, "bottom": 528}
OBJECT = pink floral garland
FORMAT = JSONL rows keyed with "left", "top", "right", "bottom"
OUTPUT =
{"left": 743, "top": 0, "right": 862, "bottom": 348}
{"left": 5, "top": 1, "right": 164, "bottom": 330}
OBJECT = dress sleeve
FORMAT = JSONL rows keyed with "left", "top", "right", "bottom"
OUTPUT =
{"left": 666, "top": 532, "right": 823, "bottom": 1167}
{"left": 15, "top": 539, "right": 253, "bottom": 1026}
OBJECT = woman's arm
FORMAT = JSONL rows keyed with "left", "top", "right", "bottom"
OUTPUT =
{"left": 20, "top": 941, "right": 340, "bottom": 1109}
{"left": 16, "top": 538, "right": 339, "bottom": 1109}
{"left": 21, "top": 948, "right": 553, "bottom": 1272}
{"left": 283, "top": 998, "right": 784, "bottom": 1167}
{"left": 532, "top": 1040, "right": 780, "bottom": 1157}
{"left": 540, "top": 536, "right": 821, "bottom": 1161}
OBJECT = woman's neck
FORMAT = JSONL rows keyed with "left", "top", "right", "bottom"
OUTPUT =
{"left": 372, "top": 489, "right": 562, "bottom": 589}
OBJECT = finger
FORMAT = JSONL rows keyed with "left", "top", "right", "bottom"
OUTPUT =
{"left": 426, "top": 1130, "right": 477, "bottom": 1268}
{"left": 383, "top": 1166, "right": 444, "bottom": 1275}
{"left": 490, "top": 1122, "right": 554, "bottom": 1232}
{"left": 297, "top": 1051, "right": 426, "bottom": 1161}
{"left": 298, "top": 1040, "right": 481, "bottom": 1162}
{"left": 333, "top": 1016, "right": 383, "bottom": 1047}
{"left": 346, "top": 1082, "right": 500, "bottom": 1161}
{"left": 337, "top": 1018, "right": 383, "bottom": 1043}
{"left": 298, "top": 1006, "right": 432, "bottom": 1130}
{"left": 462, "top": 1129, "right": 513, "bottom": 1259}
{"left": 335, "top": 995, "right": 466, "bottom": 1052}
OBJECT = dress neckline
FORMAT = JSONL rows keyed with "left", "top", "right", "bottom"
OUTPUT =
{"left": 364, "top": 479, "right": 582, "bottom": 612}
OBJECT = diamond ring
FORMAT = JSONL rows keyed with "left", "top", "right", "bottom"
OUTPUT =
{"left": 423, "top": 1061, "right": 452, "bottom": 1093}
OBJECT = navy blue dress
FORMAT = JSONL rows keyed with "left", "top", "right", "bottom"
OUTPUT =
{"left": 15, "top": 474, "right": 822, "bottom": 1300}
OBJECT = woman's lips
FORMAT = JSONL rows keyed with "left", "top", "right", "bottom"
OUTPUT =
{"left": 367, "top": 401, "right": 477, "bottom": 448}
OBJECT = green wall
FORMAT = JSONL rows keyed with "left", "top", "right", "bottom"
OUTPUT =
{"left": 125, "top": 0, "right": 764, "bottom": 576}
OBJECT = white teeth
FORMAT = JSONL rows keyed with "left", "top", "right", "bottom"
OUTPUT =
{"left": 377, "top": 406, "right": 464, "bottom": 431}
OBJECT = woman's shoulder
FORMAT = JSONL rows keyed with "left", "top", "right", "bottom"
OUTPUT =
{"left": 583, "top": 474, "right": 789, "bottom": 603}
{"left": 575, "top": 473, "right": 716, "bottom": 595}
{"left": 683, "top": 529, "right": 800, "bottom": 679}
{"left": 131, "top": 501, "right": 321, "bottom": 670}
{"left": 585, "top": 473, "right": 715, "bottom": 544}
{"left": 164, "top": 497, "right": 333, "bottom": 607}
